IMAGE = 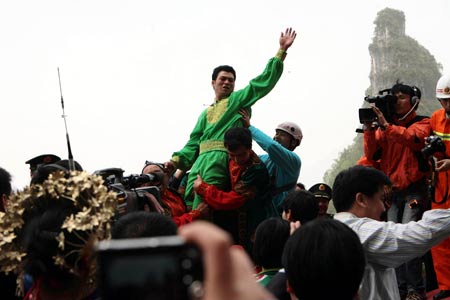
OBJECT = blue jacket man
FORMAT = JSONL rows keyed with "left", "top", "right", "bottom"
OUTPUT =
{"left": 240, "top": 109, "right": 302, "bottom": 213}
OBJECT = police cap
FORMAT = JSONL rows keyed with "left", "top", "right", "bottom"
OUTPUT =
{"left": 25, "top": 154, "right": 61, "bottom": 171}
{"left": 308, "top": 183, "right": 332, "bottom": 200}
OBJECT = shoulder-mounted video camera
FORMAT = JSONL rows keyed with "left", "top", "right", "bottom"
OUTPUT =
{"left": 359, "top": 88, "right": 397, "bottom": 124}
{"left": 94, "top": 168, "right": 164, "bottom": 217}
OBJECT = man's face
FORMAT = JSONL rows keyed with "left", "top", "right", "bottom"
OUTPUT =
{"left": 212, "top": 71, "right": 235, "bottom": 100}
{"left": 438, "top": 98, "right": 450, "bottom": 114}
{"left": 227, "top": 145, "right": 252, "bottom": 166}
{"left": 394, "top": 92, "right": 413, "bottom": 115}
{"left": 363, "top": 187, "right": 386, "bottom": 221}
{"left": 274, "top": 130, "right": 295, "bottom": 150}
{"left": 317, "top": 197, "right": 330, "bottom": 216}
{"left": 142, "top": 164, "right": 168, "bottom": 191}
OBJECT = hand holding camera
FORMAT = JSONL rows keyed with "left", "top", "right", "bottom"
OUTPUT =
{"left": 358, "top": 88, "right": 397, "bottom": 132}
{"left": 179, "top": 221, "right": 274, "bottom": 300}
{"left": 435, "top": 159, "right": 450, "bottom": 172}
{"left": 359, "top": 106, "right": 389, "bottom": 131}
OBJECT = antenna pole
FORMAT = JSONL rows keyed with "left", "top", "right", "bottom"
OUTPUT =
{"left": 57, "top": 68, "right": 75, "bottom": 171}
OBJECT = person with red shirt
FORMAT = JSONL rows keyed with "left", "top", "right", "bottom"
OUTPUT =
{"left": 360, "top": 82, "right": 431, "bottom": 300}
{"left": 193, "top": 127, "right": 272, "bottom": 253}
{"left": 142, "top": 162, "right": 209, "bottom": 226}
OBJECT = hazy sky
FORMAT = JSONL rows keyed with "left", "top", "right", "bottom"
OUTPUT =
{"left": 1, "top": 0, "right": 449, "bottom": 190}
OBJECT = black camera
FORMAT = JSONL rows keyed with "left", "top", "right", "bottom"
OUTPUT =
{"left": 360, "top": 89, "right": 397, "bottom": 123}
{"left": 96, "top": 236, "right": 204, "bottom": 300}
{"left": 421, "top": 136, "right": 446, "bottom": 158}
{"left": 93, "top": 168, "right": 164, "bottom": 216}
{"left": 122, "top": 173, "right": 163, "bottom": 188}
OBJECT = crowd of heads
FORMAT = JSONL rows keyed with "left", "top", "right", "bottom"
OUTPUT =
{"left": 2, "top": 72, "right": 450, "bottom": 300}
{"left": 0, "top": 151, "right": 366, "bottom": 300}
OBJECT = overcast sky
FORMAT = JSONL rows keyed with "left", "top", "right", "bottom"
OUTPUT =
{"left": 1, "top": 0, "right": 449, "bottom": 190}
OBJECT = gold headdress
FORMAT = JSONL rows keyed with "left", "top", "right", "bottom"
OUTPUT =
{"left": 0, "top": 171, "right": 117, "bottom": 294}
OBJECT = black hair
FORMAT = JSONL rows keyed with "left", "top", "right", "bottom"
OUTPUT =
{"left": 21, "top": 198, "right": 84, "bottom": 287}
{"left": 281, "top": 190, "right": 319, "bottom": 224}
{"left": 252, "top": 218, "right": 290, "bottom": 269}
{"left": 391, "top": 80, "right": 420, "bottom": 99}
{"left": 332, "top": 165, "right": 391, "bottom": 212}
{"left": 391, "top": 81, "right": 422, "bottom": 110}
{"left": 295, "top": 182, "right": 305, "bottom": 190}
{"left": 212, "top": 65, "right": 236, "bottom": 81}
{"left": 0, "top": 167, "right": 12, "bottom": 197}
{"left": 111, "top": 211, "right": 177, "bottom": 239}
{"left": 224, "top": 127, "right": 252, "bottom": 151}
{"left": 282, "top": 219, "right": 366, "bottom": 300}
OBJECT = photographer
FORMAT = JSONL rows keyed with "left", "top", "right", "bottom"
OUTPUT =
{"left": 360, "top": 82, "right": 431, "bottom": 300}
{"left": 142, "top": 162, "right": 209, "bottom": 226}
{"left": 428, "top": 74, "right": 450, "bottom": 300}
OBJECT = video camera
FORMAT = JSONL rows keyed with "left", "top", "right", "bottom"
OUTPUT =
{"left": 359, "top": 88, "right": 398, "bottom": 124}
{"left": 94, "top": 168, "right": 164, "bottom": 217}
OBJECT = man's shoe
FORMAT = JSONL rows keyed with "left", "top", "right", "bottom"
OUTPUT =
{"left": 406, "top": 290, "right": 426, "bottom": 300}
{"left": 434, "top": 290, "right": 450, "bottom": 300}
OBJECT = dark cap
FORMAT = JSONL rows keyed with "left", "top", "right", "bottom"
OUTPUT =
{"left": 25, "top": 154, "right": 61, "bottom": 170}
{"left": 308, "top": 183, "right": 332, "bottom": 200}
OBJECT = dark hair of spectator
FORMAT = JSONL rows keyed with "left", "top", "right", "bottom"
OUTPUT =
{"left": 21, "top": 200, "right": 83, "bottom": 287}
{"left": 212, "top": 65, "right": 236, "bottom": 81}
{"left": 224, "top": 127, "right": 252, "bottom": 151}
{"left": 252, "top": 218, "right": 290, "bottom": 269}
{"left": 283, "top": 218, "right": 366, "bottom": 300}
{"left": 0, "top": 167, "right": 12, "bottom": 197}
{"left": 296, "top": 182, "right": 305, "bottom": 190}
{"left": 111, "top": 211, "right": 177, "bottom": 239}
{"left": 281, "top": 190, "right": 319, "bottom": 224}
{"left": 332, "top": 165, "right": 391, "bottom": 212}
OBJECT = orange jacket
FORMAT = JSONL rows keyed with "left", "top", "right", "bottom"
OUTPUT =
{"left": 363, "top": 113, "right": 431, "bottom": 190}
{"left": 429, "top": 108, "right": 450, "bottom": 290}
{"left": 430, "top": 108, "right": 450, "bottom": 208}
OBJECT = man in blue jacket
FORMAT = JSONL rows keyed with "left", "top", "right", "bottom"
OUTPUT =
{"left": 240, "top": 109, "right": 301, "bottom": 213}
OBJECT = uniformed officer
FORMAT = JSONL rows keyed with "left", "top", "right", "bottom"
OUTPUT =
{"left": 308, "top": 183, "right": 333, "bottom": 218}
{"left": 25, "top": 154, "right": 61, "bottom": 178}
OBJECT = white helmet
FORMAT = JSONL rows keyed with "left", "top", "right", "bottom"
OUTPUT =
{"left": 276, "top": 122, "right": 303, "bottom": 145}
{"left": 436, "top": 74, "right": 450, "bottom": 99}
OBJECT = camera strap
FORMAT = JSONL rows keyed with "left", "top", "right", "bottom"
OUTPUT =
{"left": 428, "top": 157, "right": 449, "bottom": 205}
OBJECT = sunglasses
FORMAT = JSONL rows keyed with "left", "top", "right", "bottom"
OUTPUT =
{"left": 437, "top": 98, "right": 450, "bottom": 102}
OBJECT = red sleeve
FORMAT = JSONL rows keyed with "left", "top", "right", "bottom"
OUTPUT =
{"left": 196, "top": 182, "right": 248, "bottom": 210}
{"left": 383, "top": 118, "right": 430, "bottom": 151}
{"left": 363, "top": 129, "right": 382, "bottom": 162}
{"left": 172, "top": 210, "right": 201, "bottom": 227}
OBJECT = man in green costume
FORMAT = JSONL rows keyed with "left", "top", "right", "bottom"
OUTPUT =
{"left": 165, "top": 28, "right": 297, "bottom": 209}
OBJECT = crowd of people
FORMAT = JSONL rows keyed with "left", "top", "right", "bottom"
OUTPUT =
{"left": 1, "top": 28, "right": 450, "bottom": 300}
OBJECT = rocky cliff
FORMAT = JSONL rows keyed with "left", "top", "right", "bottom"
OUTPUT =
{"left": 323, "top": 7, "right": 442, "bottom": 185}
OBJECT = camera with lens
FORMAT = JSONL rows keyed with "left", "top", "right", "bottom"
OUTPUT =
{"left": 359, "top": 88, "right": 398, "bottom": 124}
{"left": 421, "top": 136, "right": 446, "bottom": 158}
{"left": 96, "top": 236, "right": 204, "bottom": 300}
{"left": 94, "top": 168, "right": 164, "bottom": 217}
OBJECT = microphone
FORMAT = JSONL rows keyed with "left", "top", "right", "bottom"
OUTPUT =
{"left": 398, "top": 97, "right": 420, "bottom": 121}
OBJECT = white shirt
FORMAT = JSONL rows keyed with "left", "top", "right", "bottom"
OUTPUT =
{"left": 334, "top": 209, "right": 450, "bottom": 300}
